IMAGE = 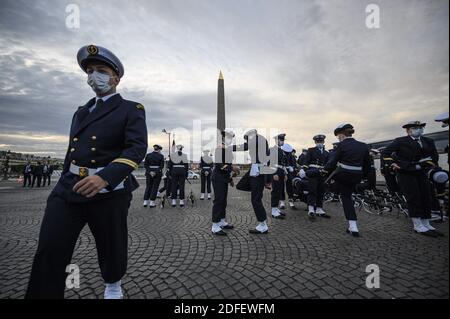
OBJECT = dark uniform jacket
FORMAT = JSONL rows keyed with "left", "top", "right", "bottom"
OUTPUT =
{"left": 200, "top": 155, "right": 214, "bottom": 172}
{"left": 23, "top": 164, "right": 32, "bottom": 175}
{"left": 168, "top": 151, "right": 189, "bottom": 176}
{"left": 324, "top": 138, "right": 371, "bottom": 177}
{"left": 305, "top": 147, "right": 329, "bottom": 167}
{"left": 212, "top": 147, "right": 233, "bottom": 183}
{"left": 381, "top": 136, "right": 439, "bottom": 171}
{"left": 55, "top": 94, "right": 147, "bottom": 202}
{"left": 144, "top": 151, "right": 165, "bottom": 175}
{"left": 297, "top": 153, "right": 308, "bottom": 167}
{"left": 269, "top": 146, "right": 287, "bottom": 176}
{"left": 33, "top": 165, "right": 44, "bottom": 176}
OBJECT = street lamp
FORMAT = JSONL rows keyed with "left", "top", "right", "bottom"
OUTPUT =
{"left": 162, "top": 129, "right": 171, "bottom": 156}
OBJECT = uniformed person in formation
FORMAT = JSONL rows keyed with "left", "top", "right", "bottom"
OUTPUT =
{"left": 297, "top": 149, "right": 308, "bottom": 167}
{"left": 168, "top": 145, "right": 189, "bottom": 207}
{"left": 26, "top": 45, "right": 148, "bottom": 299}
{"left": 211, "top": 129, "right": 238, "bottom": 236}
{"left": 269, "top": 134, "right": 288, "bottom": 219}
{"left": 236, "top": 129, "right": 272, "bottom": 234}
{"left": 31, "top": 161, "right": 43, "bottom": 188}
{"left": 22, "top": 161, "right": 32, "bottom": 187}
{"left": 200, "top": 149, "right": 213, "bottom": 200}
{"left": 300, "top": 134, "right": 330, "bottom": 220}
{"left": 382, "top": 121, "right": 442, "bottom": 237}
{"left": 324, "top": 124, "right": 370, "bottom": 237}
{"left": 281, "top": 143, "right": 296, "bottom": 209}
{"left": 143, "top": 144, "right": 164, "bottom": 208}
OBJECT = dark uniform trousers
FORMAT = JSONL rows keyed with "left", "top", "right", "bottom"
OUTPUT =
{"left": 250, "top": 175, "right": 267, "bottom": 222}
{"left": 144, "top": 173, "right": 162, "bottom": 201}
{"left": 212, "top": 180, "right": 228, "bottom": 222}
{"left": 200, "top": 169, "right": 212, "bottom": 194}
{"left": 285, "top": 172, "right": 294, "bottom": 199}
{"left": 23, "top": 173, "right": 32, "bottom": 187}
{"left": 31, "top": 174, "right": 43, "bottom": 188}
{"left": 43, "top": 172, "right": 52, "bottom": 186}
{"left": 271, "top": 176, "right": 285, "bottom": 207}
{"left": 171, "top": 172, "right": 186, "bottom": 200}
{"left": 334, "top": 172, "right": 362, "bottom": 221}
{"left": 25, "top": 192, "right": 132, "bottom": 299}
{"left": 307, "top": 176, "right": 325, "bottom": 208}
{"left": 159, "top": 176, "right": 172, "bottom": 197}
{"left": 396, "top": 171, "right": 431, "bottom": 219}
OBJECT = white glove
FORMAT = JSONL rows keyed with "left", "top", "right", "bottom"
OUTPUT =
{"left": 299, "top": 169, "right": 306, "bottom": 179}
{"left": 288, "top": 166, "right": 294, "bottom": 173}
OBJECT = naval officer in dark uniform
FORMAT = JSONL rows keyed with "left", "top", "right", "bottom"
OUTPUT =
{"left": 169, "top": 145, "right": 189, "bottom": 207}
{"left": 23, "top": 161, "right": 32, "bottom": 187}
{"left": 211, "top": 129, "right": 238, "bottom": 236}
{"left": 324, "top": 124, "right": 370, "bottom": 237}
{"left": 26, "top": 45, "right": 147, "bottom": 299}
{"left": 300, "top": 134, "right": 330, "bottom": 219}
{"left": 382, "top": 121, "right": 442, "bottom": 237}
{"left": 270, "top": 134, "right": 288, "bottom": 219}
{"left": 143, "top": 144, "right": 164, "bottom": 208}
{"left": 200, "top": 149, "right": 213, "bottom": 200}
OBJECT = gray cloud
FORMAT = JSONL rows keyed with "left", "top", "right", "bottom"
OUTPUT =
{"left": 0, "top": 0, "right": 448, "bottom": 159}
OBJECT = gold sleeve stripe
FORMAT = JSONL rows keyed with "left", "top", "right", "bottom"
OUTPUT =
{"left": 112, "top": 158, "right": 139, "bottom": 170}
{"left": 382, "top": 157, "right": 394, "bottom": 160}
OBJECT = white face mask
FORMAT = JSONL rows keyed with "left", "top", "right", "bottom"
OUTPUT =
{"left": 410, "top": 127, "right": 424, "bottom": 138}
{"left": 225, "top": 136, "right": 233, "bottom": 146}
{"left": 87, "top": 71, "right": 112, "bottom": 94}
{"left": 316, "top": 143, "right": 324, "bottom": 149}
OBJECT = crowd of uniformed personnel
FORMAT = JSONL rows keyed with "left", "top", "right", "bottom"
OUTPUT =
{"left": 22, "top": 161, "right": 54, "bottom": 188}
{"left": 24, "top": 44, "right": 448, "bottom": 299}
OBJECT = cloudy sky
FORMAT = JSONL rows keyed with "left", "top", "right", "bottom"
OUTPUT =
{"left": 0, "top": 0, "right": 448, "bottom": 160}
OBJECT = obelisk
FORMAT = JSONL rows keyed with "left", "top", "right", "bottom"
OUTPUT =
{"left": 217, "top": 70, "right": 225, "bottom": 143}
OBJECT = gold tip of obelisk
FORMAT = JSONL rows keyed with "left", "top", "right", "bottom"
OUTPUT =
{"left": 219, "top": 70, "right": 224, "bottom": 80}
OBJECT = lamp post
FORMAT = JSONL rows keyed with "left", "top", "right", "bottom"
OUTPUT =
{"left": 162, "top": 129, "right": 171, "bottom": 157}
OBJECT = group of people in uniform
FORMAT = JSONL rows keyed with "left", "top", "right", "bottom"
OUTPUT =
{"left": 22, "top": 161, "right": 54, "bottom": 188}
{"left": 24, "top": 44, "right": 448, "bottom": 299}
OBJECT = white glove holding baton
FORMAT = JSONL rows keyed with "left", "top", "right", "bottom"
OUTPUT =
{"left": 299, "top": 169, "right": 306, "bottom": 179}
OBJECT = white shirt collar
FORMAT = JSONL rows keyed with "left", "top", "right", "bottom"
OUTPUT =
{"left": 95, "top": 92, "right": 118, "bottom": 103}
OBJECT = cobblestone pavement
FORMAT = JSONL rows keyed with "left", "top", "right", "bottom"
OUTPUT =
{"left": 0, "top": 178, "right": 448, "bottom": 299}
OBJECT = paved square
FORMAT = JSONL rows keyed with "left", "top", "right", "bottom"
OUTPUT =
{"left": 0, "top": 179, "right": 448, "bottom": 299}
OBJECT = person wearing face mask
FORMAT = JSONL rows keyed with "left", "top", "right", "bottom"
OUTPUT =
{"left": 25, "top": 45, "right": 148, "bottom": 299}
{"left": 281, "top": 143, "right": 297, "bottom": 209}
{"left": 200, "top": 150, "right": 213, "bottom": 200}
{"left": 168, "top": 145, "right": 189, "bottom": 207}
{"left": 300, "top": 134, "right": 331, "bottom": 220}
{"left": 269, "top": 134, "right": 288, "bottom": 219}
{"left": 382, "top": 121, "right": 442, "bottom": 237}
{"left": 297, "top": 149, "right": 308, "bottom": 166}
{"left": 323, "top": 124, "right": 371, "bottom": 237}
{"left": 210, "top": 129, "right": 239, "bottom": 236}
{"left": 143, "top": 145, "right": 165, "bottom": 208}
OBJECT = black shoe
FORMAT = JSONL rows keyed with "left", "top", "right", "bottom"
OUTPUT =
{"left": 249, "top": 229, "right": 268, "bottom": 234}
{"left": 415, "top": 230, "right": 439, "bottom": 238}
{"left": 221, "top": 224, "right": 234, "bottom": 230}
{"left": 318, "top": 214, "right": 331, "bottom": 219}
{"left": 429, "top": 230, "right": 445, "bottom": 237}
{"left": 346, "top": 229, "right": 360, "bottom": 237}
{"left": 272, "top": 215, "right": 285, "bottom": 220}
{"left": 212, "top": 230, "right": 227, "bottom": 236}
{"left": 279, "top": 211, "right": 286, "bottom": 216}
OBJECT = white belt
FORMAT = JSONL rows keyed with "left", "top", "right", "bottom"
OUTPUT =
{"left": 148, "top": 166, "right": 160, "bottom": 168}
{"left": 69, "top": 163, "right": 124, "bottom": 193}
{"left": 309, "top": 164, "right": 324, "bottom": 169}
{"left": 418, "top": 157, "right": 432, "bottom": 163}
{"left": 201, "top": 167, "right": 211, "bottom": 169}
{"left": 173, "top": 165, "right": 185, "bottom": 168}
{"left": 337, "top": 162, "right": 362, "bottom": 171}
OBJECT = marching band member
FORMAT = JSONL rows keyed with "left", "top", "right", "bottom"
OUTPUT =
{"left": 211, "top": 129, "right": 238, "bottom": 236}
{"left": 301, "top": 134, "right": 330, "bottom": 220}
{"left": 270, "top": 134, "right": 288, "bottom": 219}
{"left": 324, "top": 124, "right": 370, "bottom": 237}
{"left": 200, "top": 150, "right": 213, "bottom": 200}
{"left": 169, "top": 145, "right": 189, "bottom": 207}
{"left": 281, "top": 143, "right": 296, "bottom": 209}
{"left": 382, "top": 121, "right": 442, "bottom": 237}
{"left": 143, "top": 144, "right": 164, "bottom": 208}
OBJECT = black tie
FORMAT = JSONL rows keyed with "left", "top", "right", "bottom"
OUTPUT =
{"left": 415, "top": 138, "right": 423, "bottom": 148}
{"left": 90, "top": 99, "right": 104, "bottom": 114}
